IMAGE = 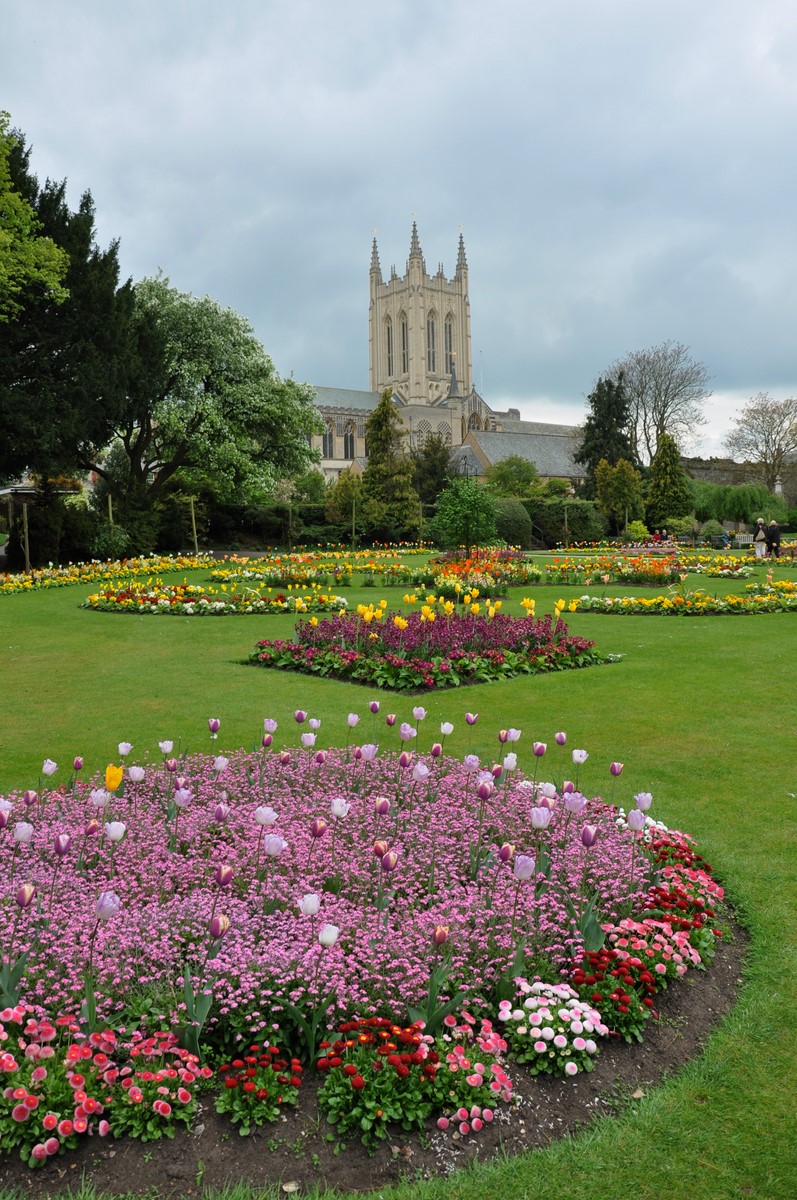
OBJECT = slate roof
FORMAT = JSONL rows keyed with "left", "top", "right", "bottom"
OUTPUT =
{"left": 313, "top": 386, "right": 382, "bottom": 411}
{"left": 468, "top": 428, "right": 583, "bottom": 479}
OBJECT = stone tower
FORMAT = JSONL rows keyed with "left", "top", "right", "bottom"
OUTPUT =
{"left": 368, "top": 224, "right": 473, "bottom": 406}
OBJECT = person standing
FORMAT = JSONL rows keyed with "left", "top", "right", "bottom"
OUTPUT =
{"left": 753, "top": 518, "right": 768, "bottom": 559}
{"left": 766, "top": 520, "right": 781, "bottom": 558}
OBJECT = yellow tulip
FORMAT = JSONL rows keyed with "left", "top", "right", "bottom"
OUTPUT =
{"left": 105, "top": 764, "right": 124, "bottom": 792}
{"left": 470, "top": 603, "right": 480, "bottom": 615}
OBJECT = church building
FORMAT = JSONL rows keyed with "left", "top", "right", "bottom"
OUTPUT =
{"left": 310, "top": 224, "right": 582, "bottom": 485}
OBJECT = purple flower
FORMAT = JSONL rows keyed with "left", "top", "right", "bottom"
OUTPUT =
{"left": 262, "top": 734, "right": 273, "bottom": 748}
{"left": 412, "top": 706, "right": 427, "bottom": 721}
{"left": 118, "top": 742, "right": 133, "bottom": 758}
{"left": 309, "top": 718, "right": 321, "bottom": 731}
{"left": 174, "top": 788, "right": 192, "bottom": 808}
{"left": 263, "top": 718, "right": 278, "bottom": 733}
{"left": 430, "top": 742, "right": 443, "bottom": 759}
{"left": 369, "top": 700, "right": 380, "bottom": 714}
{"left": 54, "top": 833, "right": 72, "bottom": 857}
{"left": 209, "top": 914, "right": 230, "bottom": 939}
{"left": 412, "top": 762, "right": 431, "bottom": 783}
{"left": 207, "top": 719, "right": 220, "bottom": 736}
{"left": 381, "top": 850, "right": 399, "bottom": 873}
{"left": 530, "top": 807, "right": 552, "bottom": 830}
{"left": 359, "top": 743, "right": 378, "bottom": 761}
{"left": 462, "top": 754, "right": 480, "bottom": 773}
{"left": 555, "top": 731, "right": 567, "bottom": 745}
{"left": 15, "top": 883, "right": 36, "bottom": 909}
{"left": 95, "top": 891, "right": 121, "bottom": 921}
{"left": 399, "top": 723, "right": 417, "bottom": 742}
{"left": 564, "top": 791, "right": 587, "bottom": 814}
{"left": 634, "top": 791, "right": 653, "bottom": 811}
{"left": 128, "top": 766, "right": 146, "bottom": 783}
{"left": 581, "top": 824, "right": 599, "bottom": 848}
{"left": 310, "top": 817, "right": 328, "bottom": 839}
{"left": 610, "top": 761, "right": 624, "bottom": 777}
{"left": 214, "top": 802, "right": 231, "bottom": 823}
{"left": 213, "top": 756, "right": 229, "bottom": 774}
{"left": 207, "top": 865, "right": 232, "bottom": 893}
{"left": 301, "top": 732, "right": 316, "bottom": 749}
{"left": 374, "top": 796, "right": 391, "bottom": 816}
{"left": 72, "top": 756, "right": 84, "bottom": 772}
{"left": 399, "top": 750, "right": 413, "bottom": 769}
{"left": 513, "top": 854, "right": 536, "bottom": 881}
{"left": 385, "top": 714, "right": 397, "bottom": 727}
{"left": 465, "top": 713, "right": 479, "bottom": 726}
{"left": 497, "top": 842, "right": 514, "bottom": 863}
{"left": 627, "top": 809, "right": 646, "bottom": 832}
{"left": 294, "top": 710, "right": 307, "bottom": 724}
{"left": 532, "top": 742, "right": 547, "bottom": 757}
{"left": 506, "top": 729, "right": 522, "bottom": 743}
{"left": 347, "top": 713, "right": 360, "bottom": 728}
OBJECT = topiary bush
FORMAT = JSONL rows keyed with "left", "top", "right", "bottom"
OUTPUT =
{"left": 494, "top": 498, "right": 532, "bottom": 549}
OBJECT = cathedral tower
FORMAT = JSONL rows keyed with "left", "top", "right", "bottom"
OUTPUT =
{"left": 368, "top": 224, "right": 473, "bottom": 407}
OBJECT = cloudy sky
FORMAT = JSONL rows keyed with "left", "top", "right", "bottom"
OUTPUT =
{"left": 5, "top": 0, "right": 797, "bottom": 455}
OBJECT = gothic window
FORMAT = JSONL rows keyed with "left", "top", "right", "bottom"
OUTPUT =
{"left": 400, "top": 313, "right": 408, "bottom": 374}
{"left": 444, "top": 315, "right": 454, "bottom": 375}
{"left": 416, "top": 419, "right": 432, "bottom": 448}
{"left": 343, "top": 422, "right": 355, "bottom": 460}
{"left": 385, "top": 317, "right": 393, "bottom": 377}
{"left": 426, "top": 312, "right": 437, "bottom": 374}
{"left": 437, "top": 422, "right": 451, "bottom": 445}
{"left": 322, "top": 420, "right": 335, "bottom": 459}
{"left": 468, "top": 412, "right": 482, "bottom": 432}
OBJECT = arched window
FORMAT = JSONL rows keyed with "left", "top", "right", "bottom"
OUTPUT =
{"left": 322, "top": 420, "right": 335, "bottom": 459}
{"left": 385, "top": 317, "right": 394, "bottom": 378}
{"left": 400, "top": 313, "right": 409, "bottom": 374}
{"left": 437, "top": 422, "right": 451, "bottom": 445}
{"left": 444, "top": 315, "right": 454, "bottom": 375}
{"left": 343, "top": 422, "right": 355, "bottom": 460}
{"left": 426, "top": 312, "right": 437, "bottom": 374}
{"left": 468, "top": 412, "right": 482, "bottom": 432}
{"left": 416, "top": 419, "right": 432, "bottom": 449}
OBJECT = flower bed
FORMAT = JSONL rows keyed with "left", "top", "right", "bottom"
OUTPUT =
{"left": 571, "top": 588, "right": 797, "bottom": 615}
{"left": 80, "top": 581, "right": 348, "bottom": 616}
{"left": 546, "top": 555, "right": 688, "bottom": 586}
{"left": 0, "top": 554, "right": 213, "bottom": 596}
{"left": 249, "top": 606, "right": 604, "bottom": 690}
{"left": 0, "top": 721, "right": 724, "bottom": 1163}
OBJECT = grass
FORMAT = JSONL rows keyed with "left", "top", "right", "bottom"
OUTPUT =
{"left": 1, "top": 558, "right": 796, "bottom": 1199}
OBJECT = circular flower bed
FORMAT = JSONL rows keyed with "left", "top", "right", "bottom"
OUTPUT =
{"left": 0, "top": 719, "right": 724, "bottom": 1165}
{"left": 249, "top": 606, "right": 606, "bottom": 690}
{"left": 80, "top": 581, "right": 348, "bottom": 615}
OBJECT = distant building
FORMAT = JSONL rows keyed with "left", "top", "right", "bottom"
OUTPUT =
{"left": 310, "top": 224, "right": 583, "bottom": 486}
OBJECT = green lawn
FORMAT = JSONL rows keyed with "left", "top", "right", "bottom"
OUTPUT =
{"left": 1, "top": 561, "right": 796, "bottom": 1199}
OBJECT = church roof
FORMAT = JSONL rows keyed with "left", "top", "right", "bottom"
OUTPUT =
{"left": 467, "top": 428, "right": 582, "bottom": 479}
{"left": 313, "top": 386, "right": 382, "bottom": 411}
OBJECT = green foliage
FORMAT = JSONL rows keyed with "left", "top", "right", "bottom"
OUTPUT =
{"left": 521, "top": 497, "right": 608, "bottom": 546}
{"left": 494, "top": 497, "right": 533, "bottom": 548}
{"left": 574, "top": 375, "right": 637, "bottom": 497}
{"left": 645, "top": 434, "right": 693, "bottom": 527}
{"left": 359, "top": 392, "right": 420, "bottom": 540}
{"left": 0, "top": 112, "right": 69, "bottom": 324}
{"left": 626, "top": 519, "right": 649, "bottom": 542}
{"left": 0, "top": 129, "right": 133, "bottom": 484}
{"left": 699, "top": 519, "right": 726, "bottom": 540}
{"left": 595, "top": 458, "right": 644, "bottom": 531}
{"left": 690, "top": 478, "right": 787, "bottom": 525}
{"left": 410, "top": 432, "right": 452, "bottom": 505}
{"left": 485, "top": 455, "right": 540, "bottom": 497}
{"left": 432, "top": 478, "right": 497, "bottom": 554}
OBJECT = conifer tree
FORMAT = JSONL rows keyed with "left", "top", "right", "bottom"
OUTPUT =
{"left": 574, "top": 375, "right": 637, "bottom": 498}
{"left": 360, "top": 391, "right": 420, "bottom": 539}
{"left": 645, "top": 434, "right": 693, "bottom": 528}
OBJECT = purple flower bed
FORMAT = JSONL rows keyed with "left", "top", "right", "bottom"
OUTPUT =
{"left": 249, "top": 611, "right": 604, "bottom": 690}
{"left": 3, "top": 742, "right": 648, "bottom": 1041}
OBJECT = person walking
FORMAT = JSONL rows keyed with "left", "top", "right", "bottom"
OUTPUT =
{"left": 766, "top": 520, "right": 781, "bottom": 558}
{"left": 753, "top": 518, "right": 768, "bottom": 559}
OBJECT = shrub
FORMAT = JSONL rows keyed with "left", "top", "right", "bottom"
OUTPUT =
{"left": 494, "top": 498, "right": 532, "bottom": 549}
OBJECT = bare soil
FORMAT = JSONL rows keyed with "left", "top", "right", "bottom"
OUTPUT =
{"left": 0, "top": 923, "right": 746, "bottom": 1199}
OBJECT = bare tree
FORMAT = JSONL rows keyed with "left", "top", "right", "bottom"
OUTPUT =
{"left": 724, "top": 393, "right": 797, "bottom": 491}
{"left": 608, "top": 341, "right": 711, "bottom": 464}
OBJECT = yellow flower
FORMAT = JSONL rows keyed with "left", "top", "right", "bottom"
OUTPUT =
{"left": 393, "top": 615, "right": 408, "bottom": 631}
{"left": 470, "top": 603, "right": 480, "bottom": 615}
{"left": 310, "top": 616, "right": 319, "bottom": 627}
{"left": 443, "top": 601, "right": 455, "bottom": 616}
{"left": 105, "top": 764, "right": 124, "bottom": 792}
{"left": 569, "top": 599, "right": 579, "bottom": 612}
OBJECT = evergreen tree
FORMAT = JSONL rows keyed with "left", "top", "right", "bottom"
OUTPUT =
{"left": 595, "top": 457, "right": 643, "bottom": 532}
{"left": 411, "top": 432, "right": 452, "bottom": 505}
{"left": 360, "top": 391, "right": 420, "bottom": 539}
{"left": 574, "top": 375, "right": 637, "bottom": 498}
{"left": 645, "top": 434, "right": 693, "bottom": 528}
{"left": 0, "top": 127, "right": 134, "bottom": 483}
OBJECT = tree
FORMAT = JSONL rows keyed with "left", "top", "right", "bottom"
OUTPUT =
{"left": 574, "top": 375, "right": 637, "bottom": 497}
{"left": 89, "top": 276, "right": 321, "bottom": 527}
{"left": 359, "top": 391, "right": 420, "bottom": 539}
{"left": 724, "top": 393, "right": 797, "bottom": 492}
{"left": 0, "top": 112, "right": 69, "bottom": 322}
{"left": 595, "top": 458, "right": 643, "bottom": 532}
{"left": 433, "top": 478, "right": 497, "bottom": 556}
{"left": 411, "top": 432, "right": 452, "bottom": 505}
{"left": 0, "top": 127, "right": 134, "bottom": 483}
{"left": 485, "top": 455, "right": 541, "bottom": 497}
{"left": 645, "top": 433, "right": 693, "bottom": 528}
{"left": 608, "top": 341, "right": 711, "bottom": 463}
